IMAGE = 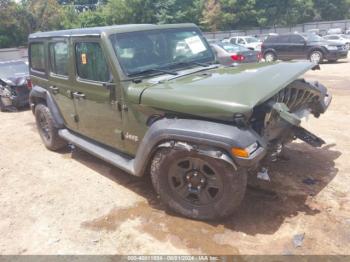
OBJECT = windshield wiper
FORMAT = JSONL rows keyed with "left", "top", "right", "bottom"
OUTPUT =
{"left": 172, "top": 61, "right": 211, "bottom": 68}
{"left": 128, "top": 68, "right": 178, "bottom": 77}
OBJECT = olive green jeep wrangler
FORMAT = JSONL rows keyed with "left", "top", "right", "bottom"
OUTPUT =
{"left": 29, "top": 24, "right": 331, "bottom": 220}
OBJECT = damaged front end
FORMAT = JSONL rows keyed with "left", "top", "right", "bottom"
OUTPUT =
{"left": 250, "top": 79, "right": 332, "bottom": 161}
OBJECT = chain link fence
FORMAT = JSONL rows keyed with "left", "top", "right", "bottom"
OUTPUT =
{"left": 203, "top": 19, "right": 350, "bottom": 40}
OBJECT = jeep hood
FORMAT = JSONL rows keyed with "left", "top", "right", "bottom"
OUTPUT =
{"left": 136, "top": 61, "right": 317, "bottom": 121}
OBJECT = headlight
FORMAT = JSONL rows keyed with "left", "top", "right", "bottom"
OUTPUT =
{"left": 325, "top": 45, "right": 338, "bottom": 51}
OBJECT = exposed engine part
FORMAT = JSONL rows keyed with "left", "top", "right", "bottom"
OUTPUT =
{"left": 257, "top": 167, "right": 270, "bottom": 182}
{"left": 270, "top": 143, "right": 283, "bottom": 162}
{"left": 251, "top": 79, "right": 327, "bottom": 147}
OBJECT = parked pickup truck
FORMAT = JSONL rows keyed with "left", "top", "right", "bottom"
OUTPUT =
{"left": 29, "top": 24, "right": 331, "bottom": 220}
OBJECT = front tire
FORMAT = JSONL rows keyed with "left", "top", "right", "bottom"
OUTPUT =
{"left": 34, "top": 103, "right": 67, "bottom": 151}
{"left": 151, "top": 148, "right": 247, "bottom": 220}
{"left": 309, "top": 50, "right": 323, "bottom": 64}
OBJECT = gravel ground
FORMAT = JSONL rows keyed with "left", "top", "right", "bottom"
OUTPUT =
{"left": 0, "top": 57, "right": 349, "bottom": 255}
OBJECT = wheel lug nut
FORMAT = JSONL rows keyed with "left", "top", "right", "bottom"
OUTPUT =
{"left": 197, "top": 186, "right": 201, "bottom": 190}
{"left": 200, "top": 179, "right": 205, "bottom": 183}
{"left": 186, "top": 175, "right": 190, "bottom": 180}
{"left": 188, "top": 184, "right": 192, "bottom": 188}
{"left": 194, "top": 173, "right": 198, "bottom": 177}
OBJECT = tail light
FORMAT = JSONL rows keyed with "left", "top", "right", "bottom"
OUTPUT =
{"left": 231, "top": 54, "right": 245, "bottom": 62}
{"left": 27, "top": 79, "right": 32, "bottom": 90}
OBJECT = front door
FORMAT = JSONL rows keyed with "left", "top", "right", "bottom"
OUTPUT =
{"left": 72, "top": 39, "right": 124, "bottom": 150}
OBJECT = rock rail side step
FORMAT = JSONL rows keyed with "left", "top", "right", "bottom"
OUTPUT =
{"left": 58, "top": 129, "right": 136, "bottom": 175}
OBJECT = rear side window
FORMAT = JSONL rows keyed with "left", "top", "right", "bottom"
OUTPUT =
{"left": 75, "top": 42, "right": 110, "bottom": 82}
{"left": 290, "top": 35, "right": 305, "bottom": 44}
{"left": 30, "top": 43, "right": 45, "bottom": 72}
{"left": 49, "top": 42, "right": 69, "bottom": 76}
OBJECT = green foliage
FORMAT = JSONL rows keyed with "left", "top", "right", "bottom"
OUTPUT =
{"left": 1, "top": 0, "right": 350, "bottom": 48}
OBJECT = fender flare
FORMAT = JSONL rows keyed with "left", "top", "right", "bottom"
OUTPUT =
{"left": 29, "top": 85, "right": 65, "bottom": 128}
{"left": 133, "top": 118, "right": 267, "bottom": 176}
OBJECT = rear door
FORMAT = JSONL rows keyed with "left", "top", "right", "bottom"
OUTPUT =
{"left": 47, "top": 39, "right": 78, "bottom": 131}
{"left": 71, "top": 38, "right": 124, "bottom": 149}
{"left": 274, "top": 35, "right": 291, "bottom": 59}
{"left": 288, "top": 35, "right": 306, "bottom": 59}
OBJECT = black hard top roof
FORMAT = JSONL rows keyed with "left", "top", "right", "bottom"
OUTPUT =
{"left": 29, "top": 23, "right": 197, "bottom": 39}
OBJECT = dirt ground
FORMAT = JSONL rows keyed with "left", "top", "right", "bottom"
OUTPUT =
{"left": 0, "top": 57, "right": 350, "bottom": 255}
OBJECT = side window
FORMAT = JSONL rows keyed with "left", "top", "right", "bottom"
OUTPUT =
{"left": 230, "top": 37, "right": 237, "bottom": 44}
{"left": 290, "top": 35, "right": 305, "bottom": 44}
{"left": 30, "top": 43, "right": 45, "bottom": 72}
{"left": 75, "top": 42, "right": 110, "bottom": 82}
{"left": 49, "top": 42, "right": 68, "bottom": 76}
{"left": 278, "top": 35, "right": 290, "bottom": 43}
{"left": 237, "top": 38, "right": 245, "bottom": 44}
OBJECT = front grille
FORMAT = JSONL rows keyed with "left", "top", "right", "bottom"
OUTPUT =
{"left": 271, "top": 81, "right": 320, "bottom": 112}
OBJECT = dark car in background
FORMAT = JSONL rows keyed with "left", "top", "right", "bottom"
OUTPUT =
{"left": 0, "top": 60, "right": 30, "bottom": 111}
{"left": 262, "top": 33, "right": 348, "bottom": 63}
{"left": 211, "top": 42, "right": 261, "bottom": 65}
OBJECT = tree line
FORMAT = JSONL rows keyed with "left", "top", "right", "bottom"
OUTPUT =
{"left": 1, "top": 0, "right": 350, "bottom": 48}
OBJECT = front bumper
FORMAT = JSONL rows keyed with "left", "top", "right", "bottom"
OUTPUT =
{"left": 236, "top": 81, "right": 332, "bottom": 168}
{"left": 1, "top": 94, "right": 29, "bottom": 108}
{"left": 324, "top": 50, "right": 348, "bottom": 60}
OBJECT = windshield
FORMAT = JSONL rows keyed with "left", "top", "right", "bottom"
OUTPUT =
{"left": 245, "top": 37, "right": 260, "bottom": 43}
{"left": 110, "top": 28, "right": 214, "bottom": 76}
{"left": 305, "top": 34, "right": 324, "bottom": 42}
{"left": 0, "top": 61, "right": 28, "bottom": 79}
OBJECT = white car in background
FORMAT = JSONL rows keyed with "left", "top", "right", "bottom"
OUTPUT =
{"left": 224, "top": 36, "right": 262, "bottom": 51}
{"left": 327, "top": 28, "right": 343, "bottom": 35}
{"left": 323, "top": 35, "right": 350, "bottom": 50}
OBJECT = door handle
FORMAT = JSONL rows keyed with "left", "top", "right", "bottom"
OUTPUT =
{"left": 48, "top": 86, "right": 59, "bottom": 94}
{"left": 73, "top": 92, "right": 86, "bottom": 100}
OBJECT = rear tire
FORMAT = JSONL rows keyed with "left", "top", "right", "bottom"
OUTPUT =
{"left": 34, "top": 103, "right": 67, "bottom": 151}
{"left": 150, "top": 147, "right": 247, "bottom": 220}
{"left": 264, "top": 52, "right": 276, "bottom": 62}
